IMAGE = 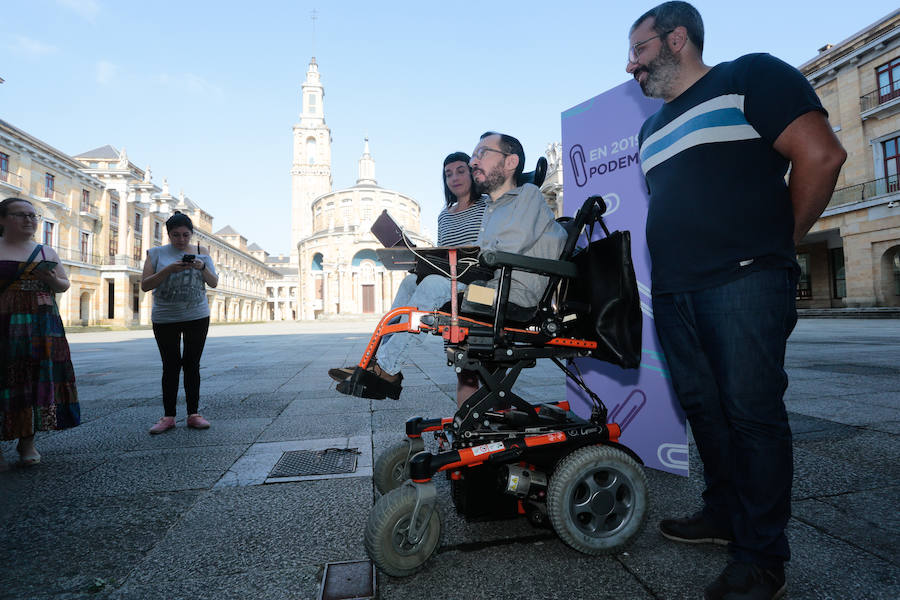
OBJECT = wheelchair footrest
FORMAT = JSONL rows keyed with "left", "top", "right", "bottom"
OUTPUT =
{"left": 336, "top": 367, "right": 403, "bottom": 400}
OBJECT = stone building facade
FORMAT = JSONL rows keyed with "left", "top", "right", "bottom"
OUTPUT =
{"left": 264, "top": 254, "right": 299, "bottom": 320}
{"left": 1, "top": 119, "right": 281, "bottom": 327}
{"left": 798, "top": 9, "right": 900, "bottom": 307}
{"left": 542, "top": 142, "right": 564, "bottom": 219}
{"left": 291, "top": 58, "right": 431, "bottom": 320}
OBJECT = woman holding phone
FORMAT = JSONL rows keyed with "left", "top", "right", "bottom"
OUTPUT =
{"left": 141, "top": 211, "right": 218, "bottom": 434}
{"left": 0, "top": 197, "right": 79, "bottom": 470}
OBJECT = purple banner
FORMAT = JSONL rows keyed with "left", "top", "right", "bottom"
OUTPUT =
{"left": 561, "top": 80, "right": 688, "bottom": 476}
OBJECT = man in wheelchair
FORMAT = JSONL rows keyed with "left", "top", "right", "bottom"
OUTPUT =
{"left": 355, "top": 141, "right": 647, "bottom": 576}
{"left": 333, "top": 131, "right": 566, "bottom": 400}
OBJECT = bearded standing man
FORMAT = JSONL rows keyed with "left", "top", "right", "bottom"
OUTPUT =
{"left": 626, "top": 3, "right": 846, "bottom": 599}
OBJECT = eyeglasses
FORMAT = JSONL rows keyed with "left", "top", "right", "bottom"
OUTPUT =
{"left": 471, "top": 147, "right": 509, "bottom": 161}
{"left": 7, "top": 212, "right": 42, "bottom": 221}
{"left": 628, "top": 30, "right": 673, "bottom": 63}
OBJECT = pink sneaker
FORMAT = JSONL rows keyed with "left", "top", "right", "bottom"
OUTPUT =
{"left": 187, "top": 414, "right": 210, "bottom": 429}
{"left": 149, "top": 416, "right": 176, "bottom": 434}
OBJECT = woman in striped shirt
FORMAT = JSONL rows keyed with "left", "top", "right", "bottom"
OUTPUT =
{"left": 437, "top": 152, "right": 485, "bottom": 405}
{"left": 437, "top": 152, "right": 486, "bottom": 247}
{"left": 329, "top": 152, "right": 485, "bottom": 406}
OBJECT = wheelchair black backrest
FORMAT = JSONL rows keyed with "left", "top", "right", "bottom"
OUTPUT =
{"left": 517, "top": 156, "right": 548, "bottom": 188}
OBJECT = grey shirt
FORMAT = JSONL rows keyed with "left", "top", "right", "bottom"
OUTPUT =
{"left": 148, "top": 244, "right": 217, "bottom": 323}
{"left": 475, "top": 183, "right": 567, "bottom": 307}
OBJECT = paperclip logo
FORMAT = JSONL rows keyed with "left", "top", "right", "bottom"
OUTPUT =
{"left": 570, "top": 144, "right": 588, "bottom": 187}
{"left": 601, "top": 193, "right": 621, "bottom": 217}
{"left": 657, "top": 443, "right": 689, "bottom": 471}
{"left": 608, "top": 389, "right": 647, "bottom": 432}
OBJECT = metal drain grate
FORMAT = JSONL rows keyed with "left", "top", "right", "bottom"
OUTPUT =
{"left": 268, "top": 448, "right": 360, "bottom": 478}
{"left": 318, "top": 560, "right": 375, "bottom": 600}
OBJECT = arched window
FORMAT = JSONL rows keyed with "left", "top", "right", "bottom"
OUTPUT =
{"left": 311, "top": 253, "right": 324, "bottom": 271}
{"left": 307, "top": 137, "right": 317, "bottom": 164}
{"left": 351, "top": 249, "right": 382, "bottom": 268}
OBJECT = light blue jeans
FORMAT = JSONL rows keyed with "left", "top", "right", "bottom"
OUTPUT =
{"left": 378, "top": 274, "right": 466, "bottom": 375}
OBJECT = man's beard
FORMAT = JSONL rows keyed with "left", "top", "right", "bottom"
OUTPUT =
{"left": 475, "top": 164, "right": 507, "bottom": 194}
{"left": 637, "top": 42, "right": 679, "bottom": 99}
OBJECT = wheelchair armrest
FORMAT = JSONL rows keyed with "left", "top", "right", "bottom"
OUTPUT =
{"left": 479, "top": 250, "right": 578, "bottom": 279}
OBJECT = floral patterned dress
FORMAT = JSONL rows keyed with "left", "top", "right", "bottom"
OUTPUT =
{"left": 0, "top": 256, "right": 79, "bottom": 439}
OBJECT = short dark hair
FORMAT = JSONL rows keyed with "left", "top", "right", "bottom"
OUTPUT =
{"left": 631, "top": 1, "right": 704, "bottom": 55}
{"left": 480, "top": 131, "right": 526, "bottom": 184}
{"left": 442, "top": 152, "right": 478, "bottom": 207}
{"left": 165, "top": 210, "right": 193, "bottom": 233}
{"left": 0, "top": 196, "right": 33, "bottom": 237}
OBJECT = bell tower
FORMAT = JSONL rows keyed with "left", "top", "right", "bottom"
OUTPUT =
{"left": 291, "top": 57, "right": 332, "bottom": 265}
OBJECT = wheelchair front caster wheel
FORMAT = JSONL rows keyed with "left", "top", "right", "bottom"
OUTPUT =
{"left": 547, "top": 444, "right": 648, "bottom": 555}
{"left": 365, "top": 486, "right": 442, "bottom": 577}
{"left": 373, "top": 440, "right": 413, "bottom": 495}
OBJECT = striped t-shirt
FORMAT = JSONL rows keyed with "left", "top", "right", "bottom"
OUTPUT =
{"left": 437, "top": 197, "right": 486, "bottom": 247}
{"left": 639, "top": 53, "right": 823, "bottom": 294}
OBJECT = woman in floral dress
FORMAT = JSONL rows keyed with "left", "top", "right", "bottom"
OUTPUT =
{"left": 0, "top": 197, "right": 79, "bottom": 470}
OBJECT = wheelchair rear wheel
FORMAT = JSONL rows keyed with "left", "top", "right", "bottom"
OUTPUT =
{"left": 373, "top": 441, "right": 412, "bottom": 495}
{"left": 546, "top": 444, "right": 647, "bottom": 555}
{"left": 365, "top": 486, "right": 442, "bottom": 577}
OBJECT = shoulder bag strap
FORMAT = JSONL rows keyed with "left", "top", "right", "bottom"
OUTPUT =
{"left": 0, "top": 244, "right": 43, "bottom": 295}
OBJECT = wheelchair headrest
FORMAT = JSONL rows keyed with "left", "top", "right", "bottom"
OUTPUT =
{"left": 560, "top": 195, "right": 608, "bottom": 259}
{"left": 517, "top": 156, "right": 548, "bottom": 188}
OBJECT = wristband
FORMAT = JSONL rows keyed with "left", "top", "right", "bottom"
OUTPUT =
{"left": 199, "top": 261, "right": 206, "bottom": 271}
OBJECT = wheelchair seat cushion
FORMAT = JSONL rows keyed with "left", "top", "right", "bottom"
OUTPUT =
{"left": 458, "top": 296, "right": 537, "bottom": 324}
{"left": 439, "top": 293, "right": 538, "bottom": 325}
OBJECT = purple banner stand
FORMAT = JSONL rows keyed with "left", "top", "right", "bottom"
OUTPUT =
{"left": 561, "top": 80, "right": 688, "bottom": 476}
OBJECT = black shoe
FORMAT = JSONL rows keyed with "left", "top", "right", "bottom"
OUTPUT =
{"left": 704, "top": 561, "right": 786, "bottom": 600}
{"left": 327, "top": 366, "right": 355, "bottom": 382}
{"left": 659, "top": 512, "right": 733, "bottom": 545}
{"left": 336, "top": 367, "right": 403, "bottom": 400}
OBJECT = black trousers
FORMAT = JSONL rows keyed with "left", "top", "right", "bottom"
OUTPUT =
{"left": 152, "top": 317, "right": 210, "bottom": 416}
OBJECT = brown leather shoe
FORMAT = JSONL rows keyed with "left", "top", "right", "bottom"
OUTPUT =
{"left": 328, "top": 366, "right": 356, "bottom": 382}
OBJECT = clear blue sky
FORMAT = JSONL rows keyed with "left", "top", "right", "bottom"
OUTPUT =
{"left": 3, "top": 0, "right": 896, "bottom": 255}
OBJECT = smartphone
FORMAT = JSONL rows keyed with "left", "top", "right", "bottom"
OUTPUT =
{"left": 33, "top": 260, "right": 58, "bottom": 272}
{"left": 181, "top": 254, "right": 196, "bottom": 263}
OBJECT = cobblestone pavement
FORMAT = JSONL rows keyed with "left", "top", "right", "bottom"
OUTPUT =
{"left": 1, "top": 318, "right": 897, "bottom": 599}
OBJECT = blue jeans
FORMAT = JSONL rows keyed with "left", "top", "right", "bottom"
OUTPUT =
{"left": 652, "top": 268, "right": 797, "bottom": 567}
{"left": 378, "top": 274, "right": 466, "bottom": 375}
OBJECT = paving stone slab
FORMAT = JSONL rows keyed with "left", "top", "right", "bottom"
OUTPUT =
{"left": 109, "top": 566, "right": 322, "bottom": 600}
{"left": 0, "top": 490, "right": 203, "bottom": 600}
{"left": 126, "top": 479, "right": 369, "bottom": 584}
{"left": 63, "top": 445, "right": 248, "bottom": 497}
{"left": 199, "top": 393, "right": 296, "bottom": 419}
{"left": 282, "top": 394, "right": 371, "bottom": 416}
{"left": 796, "top": 429, "right": 900, "bottom": 478}
{"left": 785, "top": 518, "right": 900, "bottom": 599}
{"left": 789, "top": 411, "right": 857, "bottom": 443}
{"left": 792, "top": 447, "right": 888, "bottom": 500}
{"left": 257, "top": 411, "right": 371, "bottom": 442}
{"left": 377, "top": 539, "right": 653, "bottom": 600}
{"left": 793, "top": 495, "right": 899, "bottom": 565}
{"left": 785, "top": 395, "right": 900, "bottom": 426}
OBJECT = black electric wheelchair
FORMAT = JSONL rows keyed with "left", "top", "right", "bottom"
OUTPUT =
{"left": 343, "top": 163, "right": 648, "bottom": 577}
